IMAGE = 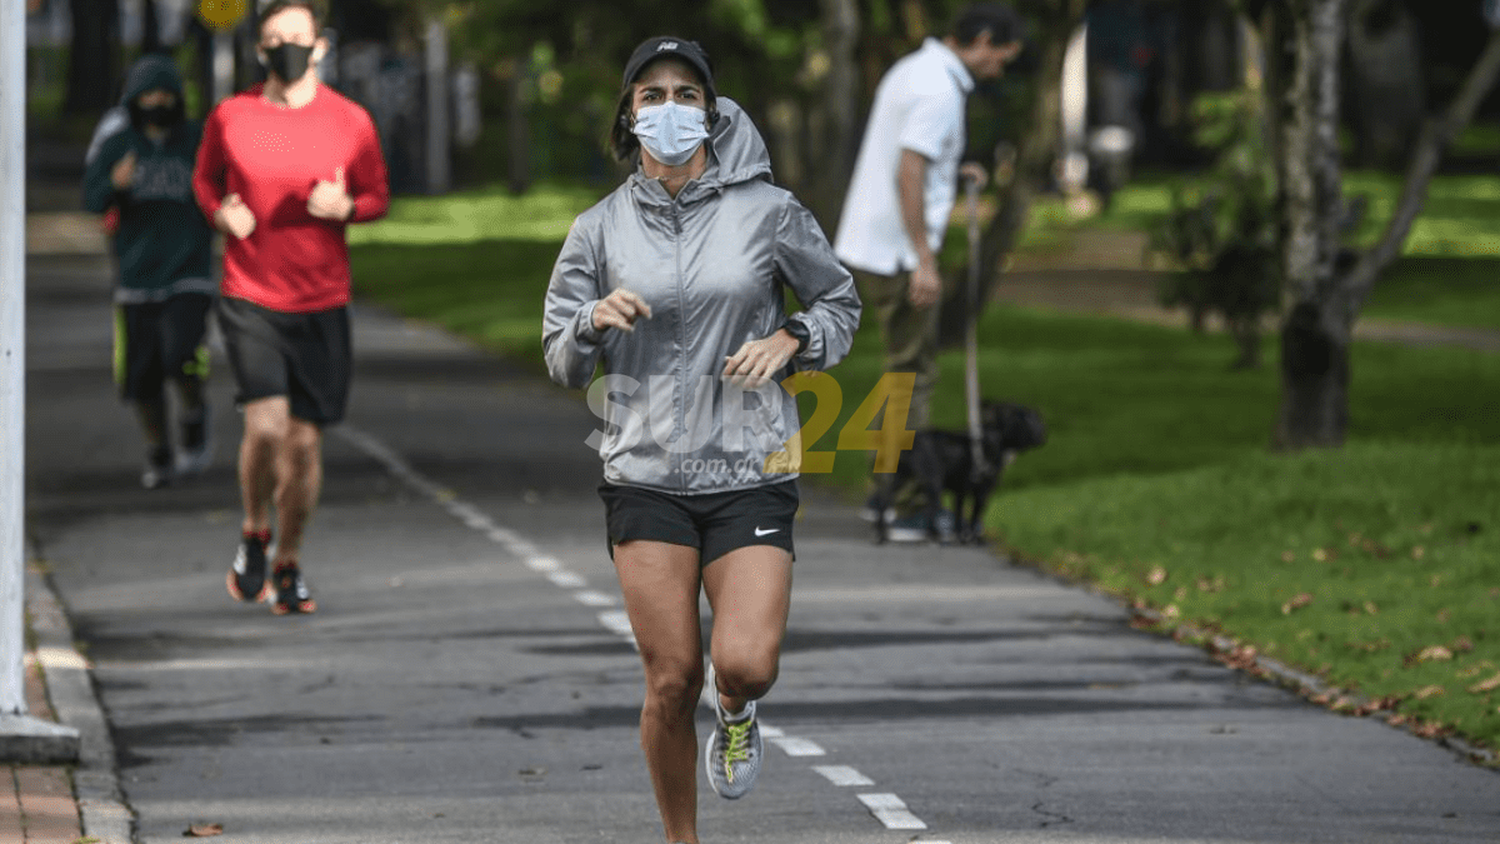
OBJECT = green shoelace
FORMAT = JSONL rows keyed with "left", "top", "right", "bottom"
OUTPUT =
{"left": 722, "top": 719, "right": 753, "bottom": 779}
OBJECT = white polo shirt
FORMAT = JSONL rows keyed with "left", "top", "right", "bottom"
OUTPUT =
{"left": 834, "top": 38, "right": 974, "bottom": 276}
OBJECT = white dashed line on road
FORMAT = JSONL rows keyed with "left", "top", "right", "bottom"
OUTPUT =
{"left": 812, "top": 765, "right": 875, "bottom": 786}
{"left": 572, "top": 589, "right": 617, "bottom": 607}
{"left": 769, "top": 736, "right": 827, "bottom": 757}
{"left": 856, "top": 792, "right": 928, "bottom": 830}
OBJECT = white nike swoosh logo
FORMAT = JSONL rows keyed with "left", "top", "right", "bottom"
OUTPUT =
{"left": 754, "top": 527, "right": 780, "bottom": 537}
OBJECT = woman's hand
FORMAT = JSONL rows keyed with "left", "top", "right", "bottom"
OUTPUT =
{"left": 723, "top": 329, "right": 799, "bottom": 389}
{"left": 592, "top": 289, "right": 653, "bottom": 333}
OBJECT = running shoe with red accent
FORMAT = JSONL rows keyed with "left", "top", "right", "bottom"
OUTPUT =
{"left": 227, "top": 532, "right": 271, "bottom": 602}
{"left": 270, "top": 563, "right": 317, "bottom": 615}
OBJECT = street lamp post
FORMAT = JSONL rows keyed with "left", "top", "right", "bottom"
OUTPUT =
{"left": 0, "top": 0, "right": 80, "bottom": 764}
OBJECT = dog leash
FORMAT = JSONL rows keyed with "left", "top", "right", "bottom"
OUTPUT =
{"left": 963, "top": 175, "right": 989, "bottom": 485}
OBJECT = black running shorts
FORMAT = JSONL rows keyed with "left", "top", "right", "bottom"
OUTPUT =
{"left": 598, "top": 480, "right": 798, "bottom": 565}
{"left": 217, "top": 296, "right": 352, "bottom": 425}
{"left": 114, "top": 293, "right": 212, "bottom": 401}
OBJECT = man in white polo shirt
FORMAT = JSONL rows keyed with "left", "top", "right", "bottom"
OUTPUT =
{"left": 835, "top": 3, "right": 1022, "bottom": 539}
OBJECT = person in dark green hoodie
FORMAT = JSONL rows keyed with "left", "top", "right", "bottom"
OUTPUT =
{"left": 83, "top": 54, "right": 217, "bottom": 490}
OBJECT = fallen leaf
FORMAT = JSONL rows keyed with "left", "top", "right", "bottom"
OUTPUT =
{"left": 1161, "top": 604, "right": 1182, "bottom": 620}
{"left": 1413, "top": 685, "right": 1447, "bottom": 700}
{"left": 1468, "top": 672, "right": 1500, "bottom": 694}
{"left": 1363, "top": 601, "right": 1379, "bottom": 615}
{"left": 1146, "top": 565, "right": 1168, "bottom": 586}
{"left": 1416, "top": 645, "right": 1454, "bottom": 663}
{"left": 1281, "top": 593, "right": 1314, "bottom": 615}
{"left": 1412, "top": 720, "right": 1448, "bottom": 738}
{"left": 1281, "top": 550, "right": 1295, "bottom": 563}
{"left": 1312, "top": 548, "right": 1330, "bottom": 562}
{"left": 183, "top": 823, "right": 224, "bottom": 837}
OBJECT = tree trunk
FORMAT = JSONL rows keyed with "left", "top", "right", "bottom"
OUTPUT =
{"left": 141, "top": 0, "right": 163, "bottom": 54}
{"left": 809, "top": 0, "right": 861, "bottom": 227}
{"left": 937, "top": 0, "right": 1089, "bottom": 343}
{"left": 1272, "top": 0, "right": 1347, "bottom": 450}
{"left": 1344, "top": 0, "right": 1424, "bottom": 168}
{"left": 1344, "top": 28, "right": 1500, "bottom": 314}
{"left": 1270, "top": 4, "right": 1500, "bottom": 450}
{"left": 64, "top": 0, "right": 121, "bottom": 114}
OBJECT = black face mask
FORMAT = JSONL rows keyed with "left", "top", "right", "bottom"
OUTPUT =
{"left": 138, "top": 105, "right": 177, "bottom": 127}
{"left": 263, "top": 43, "right": 315, "bottom": 84}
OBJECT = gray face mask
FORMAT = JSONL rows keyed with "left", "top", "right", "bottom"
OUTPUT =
{"left": 631, "top": 102, "right": 709, "bottom": 166}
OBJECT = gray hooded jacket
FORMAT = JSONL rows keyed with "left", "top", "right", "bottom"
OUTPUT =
{"left": 543, "top": 98, "right": 861, "bottom": 494}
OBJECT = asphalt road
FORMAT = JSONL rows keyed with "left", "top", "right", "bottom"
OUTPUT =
{"left": 23, "top": 253, "right": 1500, "bottom": 844}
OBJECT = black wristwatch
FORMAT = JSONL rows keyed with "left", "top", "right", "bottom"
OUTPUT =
{"left": 782, "top": 319, "right": 810, "bottom": 354}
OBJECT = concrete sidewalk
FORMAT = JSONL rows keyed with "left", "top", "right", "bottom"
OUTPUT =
{"left": 3, "top": 581, "right": 83, "bottom": 844}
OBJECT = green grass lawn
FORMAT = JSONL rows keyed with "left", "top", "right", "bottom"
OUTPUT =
{"left": 1025, "top": 171, "right": 1500, "bottom": 330}
{"left": 351, "top": 182, "right": 1500, "bottom": 754}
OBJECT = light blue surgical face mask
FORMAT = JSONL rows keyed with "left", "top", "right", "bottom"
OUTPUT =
{"left": 631, "top": 101, "right": 709, "bottom": 166}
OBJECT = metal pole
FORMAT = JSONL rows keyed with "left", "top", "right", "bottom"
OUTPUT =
{"left": 213, "top": 29, "right": 236, "bottom": 105}
{"left": 962, "top": 178, "right": 985, "bottom": 482}
{"left": 424, "top": 19, "right": 450, "bottom": 194}
{"left": 1059, "top": 22, "right": 1089, "bottom": 197}
{"left": 2, "top": 0, "right": 28, "bottom": 718}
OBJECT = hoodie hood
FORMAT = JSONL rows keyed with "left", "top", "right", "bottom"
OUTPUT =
{"left": 121, "top": 54, "right": 184, "bottom": 105}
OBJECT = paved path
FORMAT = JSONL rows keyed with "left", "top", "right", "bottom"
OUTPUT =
{"left": 12, "top": 242, "right": 1500, "bottom": 844}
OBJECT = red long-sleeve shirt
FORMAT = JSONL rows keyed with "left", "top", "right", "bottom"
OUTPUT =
{"left": 194, "top": 83, "right": 389, "bottom": 313}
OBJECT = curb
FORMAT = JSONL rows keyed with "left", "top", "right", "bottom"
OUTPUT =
{"left": 25, "top": 564, "right": 136, "bottom": 844}
{"left": 1126, "top": 604, "right": 1500, "bottom": 769}
{"left": 995, "top": 551, "right": 1498, "bottom": 770}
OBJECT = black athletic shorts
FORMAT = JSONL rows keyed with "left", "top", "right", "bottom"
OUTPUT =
{"left": 114, "top": 293, "right": 212, "bottom": 401}
{"left": 598, "top": 479, "right": 798, "bottom": 565}
{"left": 217, "top": 296, "right": 352, "bottom": 425}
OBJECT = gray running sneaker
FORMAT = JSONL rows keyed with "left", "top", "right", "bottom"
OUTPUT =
{"left": 704, "top": 663, "right": 762, "bottom": 800}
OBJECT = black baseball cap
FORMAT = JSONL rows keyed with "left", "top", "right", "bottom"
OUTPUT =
{"left": 621, "top": 36, "right": 716, "bottom": 97}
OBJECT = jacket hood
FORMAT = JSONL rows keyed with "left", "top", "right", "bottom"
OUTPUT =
{"left": 121, "top": 54, "right": 184, "bottom": 105}
{"left": 704, "top": 97, "right": 772, "bottom": 187}
{"left": 629, "top": 96, "right": 771, "bottom": 204}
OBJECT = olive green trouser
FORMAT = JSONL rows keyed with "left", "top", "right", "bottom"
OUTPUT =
{"left": 852, "top": 267, "right": 942, "bottom": 515}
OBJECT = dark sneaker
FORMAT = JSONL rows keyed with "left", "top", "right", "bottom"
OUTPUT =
{"left": 175, "top": 404, "right": 213, "bottom": 476}
{"left": 704, "top": 663, "right": 762, "bottom": 799}
{"left": 883, "top": 513, "right": 930, "bottom": 543}
{"left": 270, "top": 563, "right": 317, "bottom": 615}
{"left": 885, "top": 510, "right": 958, "bottom": 543}
{"left": 858, "top": 492, "right": 896, "bottom": 524}
{"left": 227, "top": 532, "right": 271, "bottom": 603}
{"left": 141, "top": 446, "right": 173, "bottom": 490}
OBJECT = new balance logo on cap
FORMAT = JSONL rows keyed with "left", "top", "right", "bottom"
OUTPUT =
{"left": 658, "top": 41, "right": 679, "bottom": 51}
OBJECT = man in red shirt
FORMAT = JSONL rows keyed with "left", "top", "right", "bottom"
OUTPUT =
{"left": 193, "top": 0, "right": 389, "bottom": 615}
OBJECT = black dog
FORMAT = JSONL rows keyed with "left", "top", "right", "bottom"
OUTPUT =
{"left": 873, "top": 401, "right": 1047, "bottom": 545}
